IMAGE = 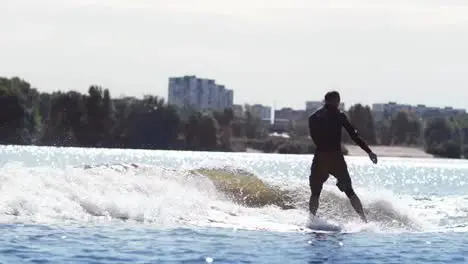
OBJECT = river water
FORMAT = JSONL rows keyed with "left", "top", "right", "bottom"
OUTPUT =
{"left": 0, "top": 145, "right": 467, "bottom": 263}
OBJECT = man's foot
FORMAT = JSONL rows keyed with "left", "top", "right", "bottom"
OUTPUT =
{"left": 309, "top": 213, "right": 317, "bottom": 221}
{"left": 360, "top": 214, "right": 368, "bottom": 223}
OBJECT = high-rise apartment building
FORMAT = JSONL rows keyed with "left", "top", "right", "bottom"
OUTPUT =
{"left": 245, "top": 104, "right": 272, "bottom": 120}
{"left": 168, "top": 75, "right": 234, "bottom": 110}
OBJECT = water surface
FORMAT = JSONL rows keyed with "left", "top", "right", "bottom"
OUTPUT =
{"left": 1, "top": 145, "right": 467, "bottom": 263}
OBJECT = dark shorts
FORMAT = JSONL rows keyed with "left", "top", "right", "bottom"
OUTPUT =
{"left": 309, "top": 152, "right": 353, "bottom": 196}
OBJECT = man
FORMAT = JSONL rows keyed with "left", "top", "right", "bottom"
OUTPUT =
{"left": 308, "top": 91, "right": 378, "bottom": 223}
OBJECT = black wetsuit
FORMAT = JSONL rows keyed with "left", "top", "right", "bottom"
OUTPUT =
{"left": 308, "top": 105, "right": 371, "bottom": 197}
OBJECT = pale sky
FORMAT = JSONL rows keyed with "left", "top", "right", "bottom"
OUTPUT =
{"left": 1, "top": 0, "right": 468, "bottom": 110}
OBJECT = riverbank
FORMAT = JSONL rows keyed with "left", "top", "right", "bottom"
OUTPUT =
{"left": 345, "top": 144, "right": 434, "bottom": 158}
{"left": 234, "top": 137, "right": 434, "bottom": 158}
{"left": 247, "top": 144, "right": 434, "bottom": 158}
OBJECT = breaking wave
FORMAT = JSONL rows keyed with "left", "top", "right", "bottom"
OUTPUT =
{"left": 1, "top": 160, "right": 461, "bottom": 234}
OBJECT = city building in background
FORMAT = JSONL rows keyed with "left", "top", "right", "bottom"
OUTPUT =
{"left": 372, "top": 102, "right": 466, "bottom": 121}
{"left": 274, "top": 107, "right": 307, "bottom": 121}
{"left": 168, "top": 76, "right": 467, "bottom": 128}
{"left": 305, "top": 101, "right": 345, "bottom": 113}
{"left": 232, "top": 104, "right": 244, "bottom": 117}
{"left": 245, "top": 104, "right": 272, "bottom": 120}
{"left": 305, "top": 101, "right": 322, "bottom": 113}
{"left": 168, "top": 75, "right": 233, "bottom": 111}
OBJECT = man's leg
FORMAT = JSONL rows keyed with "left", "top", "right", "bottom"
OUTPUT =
{"left": 309, "top": 158, "right": 328, "bottom": 217}
{"left": 333, "top": 157, "right": 368, "bottom": 223}
{"left": 344, "top": 188, "right": 367, "bottom": 223}
{"left": 309, "top": 189, "right": 321, "bottom": 216}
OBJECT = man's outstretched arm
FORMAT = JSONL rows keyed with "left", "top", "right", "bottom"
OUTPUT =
{"left": 340, "top": 113, "right": 372, "bottom": 154}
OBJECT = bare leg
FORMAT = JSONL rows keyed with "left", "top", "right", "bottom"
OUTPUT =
{"left": 335, "top": 161, "right": 367, "bottom": 223}
{"left": 348, "top": 194, "right": 367, "bottom": 223}
{"left": 309, "top": 157, "right": 325, "bottom": 219}
{"left": 309, "top": 195, "right": 319, "bottom": 216}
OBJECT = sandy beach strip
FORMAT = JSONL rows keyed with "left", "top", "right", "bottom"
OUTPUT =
{"left": 344, "top": 144, "right": 434, "bottom": 158}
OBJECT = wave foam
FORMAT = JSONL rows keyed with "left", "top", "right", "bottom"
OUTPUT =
{"left": 0, "top": 162, "right": 464, "bottom": 234}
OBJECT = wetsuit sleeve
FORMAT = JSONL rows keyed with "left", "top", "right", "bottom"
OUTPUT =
{"left": 308, "top": 114, "right": 319, "bottom": 144}
{"left": 340, "top": 113, "right": 372, "bottom": 154}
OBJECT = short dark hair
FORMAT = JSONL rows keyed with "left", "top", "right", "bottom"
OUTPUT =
{"left": 324, "top": 91, "right": 340, "bottom": 102}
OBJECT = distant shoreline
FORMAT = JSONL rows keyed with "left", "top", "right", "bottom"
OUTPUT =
{"left": 0, "top": 143, "right": 435, "bottom": 159}
{"left": 245, "top": 144, "right": 434, "bottom": 158}
{"left": 344, "top": 144, "right": 434, "bottom": 158}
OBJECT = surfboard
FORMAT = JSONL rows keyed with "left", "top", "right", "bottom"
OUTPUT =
{"left": 306, "top": 217, "right": 342, "bottom": 232}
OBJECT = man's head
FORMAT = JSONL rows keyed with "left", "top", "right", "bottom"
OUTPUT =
{"left": 324, "top": 91, "right": 341, "bottom": 109}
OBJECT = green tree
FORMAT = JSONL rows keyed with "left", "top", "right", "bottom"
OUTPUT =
{"left": 390, "top": 111, "right": 411, "bottom": 145}
{"left": 0, "top": 77, "right": 41, "bottom": 144}
{"left": 375, "top": 120, "right": 391, "bottom": 145}
{"left": 244, "top": 111, "right": 267, "bottom": 139}
{"left": 40, "top": 91, "right": 83, "bottom": 146}
{"left": 214, "top": 108, "right": 235, "bottom": 150}
{"left": 424, "top": 117, "right": 461, "bottom": 158}
{"left": 185, "top": 112, "right": 202, "bottom": 149}
{"left": 183, "top": 112, "right": 219, "bottom": 151}
{"left": 347, "top": 104, "right": 377, "bottom": 145}
{"left": 199, "top": 114, "right": 219, "bottom": 150}
{"left": 118, "top": 95, "right": 181, "bottom": 149}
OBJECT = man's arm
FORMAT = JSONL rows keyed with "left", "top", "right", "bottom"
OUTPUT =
{"left": 340, "top": 113, "right": 372, "bottom": 154}
{"left": 308, "top": 114, "right": 319, "bottom": 144}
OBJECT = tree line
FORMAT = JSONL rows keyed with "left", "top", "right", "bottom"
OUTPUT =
{"left": 1, "top": 76, "right": 467, "bottom": 159}
{"left": 289, "top": 103, "right": 468, "bottom": 159}
{"left": 0, "top": 77, "right": 267, "bottom": 151}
